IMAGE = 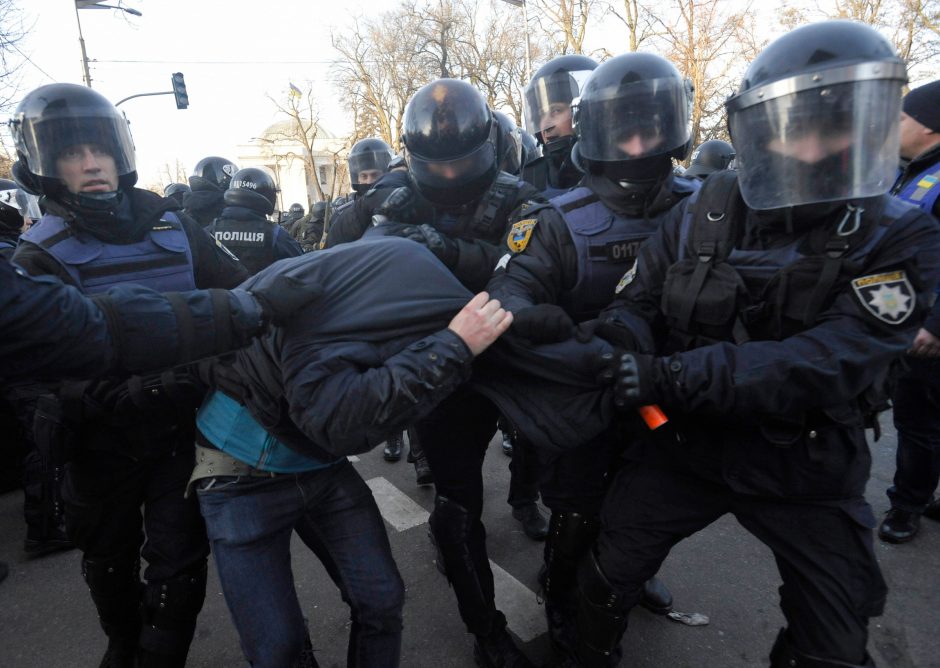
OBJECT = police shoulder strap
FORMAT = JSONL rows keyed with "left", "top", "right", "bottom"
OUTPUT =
{"left": 469, "top": 172, "right": 521, "bottom": 236}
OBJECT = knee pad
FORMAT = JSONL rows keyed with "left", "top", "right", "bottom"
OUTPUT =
{"left": 139, "top": 562, "right": 208, "bottom": 663}
{"left": 575, "top": 550, "right": 628, "bottom": 665}
{"left": 543, "top": 512, "right": 599, "bottom": 601}
{"left": 770, "top": 628, "right": 877, "bottom": 668}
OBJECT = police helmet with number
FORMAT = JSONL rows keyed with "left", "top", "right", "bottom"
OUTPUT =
{"left": 223, "top": 167, "right": 278, "bottom": 215}
{"left": 190, "top": 156, "right": 239, "bottom": 193}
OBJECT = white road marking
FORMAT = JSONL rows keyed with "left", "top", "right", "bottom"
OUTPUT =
{"left": 366, "top": 476, "right": 430, "bottom": 532}
{"left": 490, "top": 560, "right": 544, "bottom": 642}
{"left": 347, "top": 455, "right": 360, "bottom": 462}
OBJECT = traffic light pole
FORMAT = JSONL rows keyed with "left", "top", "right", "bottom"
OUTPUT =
{"left": 114, "top": 91, "right": 173, "bottom": 106}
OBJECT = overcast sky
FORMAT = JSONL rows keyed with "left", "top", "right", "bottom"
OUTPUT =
{"left": 7, "top": 0, "right": 408, "bottom": 187}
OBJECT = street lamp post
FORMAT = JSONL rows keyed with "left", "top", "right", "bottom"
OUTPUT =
{"left": 499, "top": 0, "right": 532, "bottom": 82}
{"left": 74, "top": 1, "right": 143, "bottom": 88}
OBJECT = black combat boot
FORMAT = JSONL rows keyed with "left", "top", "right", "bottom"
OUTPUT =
{"left": 512, "top": 503, "right": 549, "bottom": 541}
{"left": 472, "top": 611, "right": 534, "bottom": 668}
{"left": 877, "top": 507, "right": 920, "bottom": 543}
{"left": 923, "top": 497, "right": 940, "bottom": 521}
{"left": 383, "top": 432, "right": 404, "bottom": 462}
{"left": 639, "top": 577, "right": 673, "bottom": 614}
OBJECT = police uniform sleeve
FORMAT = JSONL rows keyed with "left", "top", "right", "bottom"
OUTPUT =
{"left": 642, "top": 210, "right": 940, "bottom": 417}
{"left": 486, "top": 207, "right": 579, "bottom": 314}
{"left": 323, "top": 200, "right": 368, "bottom": 248}
{"left": 180, "top": 215, "right": 250, "bottom": 289}
{"left": 273, "top": 226, "right": 304, "bottom": 260}
{"left": 279, "top": 328, "right": 475, "bottom": 456}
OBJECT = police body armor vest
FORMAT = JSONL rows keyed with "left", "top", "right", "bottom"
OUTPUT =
{"left": 450, "top": 171, "right": 526, "bottom": 243}
{"left": 22, "top": 212, "right": 196, "bottom": 294}
{"left": 550, "top": 186, "right": 663, "bottom": 320}
{"left": 212, "top": 216, "right": 276, "bottom": 274}
{"left": 662, "top": 171, "right": 915, "bottom": 353}
{"left": 894, "top": 163, "right": 940, "bottom": 214}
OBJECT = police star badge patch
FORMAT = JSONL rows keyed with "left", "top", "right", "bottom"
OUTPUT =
{"left": 851, "top": 270, "right": 914, "bottom": 325}
{"left": 507, "top": 219, "right": 537, "bottom": 253}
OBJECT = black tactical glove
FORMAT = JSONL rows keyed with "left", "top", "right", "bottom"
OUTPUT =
{"left": 511, "top": 304, "right": 575, "bottom": 343}
{"left": 373, "top": 186, "right": 416, "bottom": 224}
{"left": 612, "top": 353, "right": 659, "bottom": 410}
{"left": 392, "top": 223, "right": 459, "bottom": 267}
{"left": 238, "top": 260, "right": 326, "bottom": 326}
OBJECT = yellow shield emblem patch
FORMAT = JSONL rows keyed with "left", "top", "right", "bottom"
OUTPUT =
{"left": 507, "top": 219, "right": 537, "bottom": 253}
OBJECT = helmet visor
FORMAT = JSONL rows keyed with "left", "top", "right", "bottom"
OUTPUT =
{"left": 730, "top": 79, "right": 902, "bottom": 209}
{"left": 574, "top": 76, "right": 691, "bottom": 161}
{"left": 406, "top": 135, "right": 497, "bottom": 206}
{"left": 524, "top": 68, "right": 594, "bottom": 136}
{"left": 15, "top": 107, "right": 135, "bottom": 179}
{"left": 349, "top": 149, "right": 393, "bottom": 185}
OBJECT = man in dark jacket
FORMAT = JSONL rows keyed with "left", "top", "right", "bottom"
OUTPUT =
{"left": 878, "top": 78, "right": 940, "bottom": 543}
{"left": 10, "top": 82, "right": 248, "bottom": 668}
{"left": 195, "top": 238, "right": 512, "bottom": 668}
{"left": 568, "top": 23, "right": 940, "bottom": 667}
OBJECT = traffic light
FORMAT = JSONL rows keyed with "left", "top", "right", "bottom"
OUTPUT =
{"left": 171, "top": 72, "right": 189, "bottom": 109}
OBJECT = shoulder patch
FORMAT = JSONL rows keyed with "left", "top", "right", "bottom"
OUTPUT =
{"left": 851, "top": 270, "right": 914, "bottom": 324}
{"left": 507, "top": 219, "right": 537, "bottom": 253}
{"left": 615, "top": 260, "right": 638, "bottom": 294}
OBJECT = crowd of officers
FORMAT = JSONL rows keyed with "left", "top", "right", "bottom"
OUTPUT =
{"left": 2, "top": 16, "right": 940, "bottom": 668}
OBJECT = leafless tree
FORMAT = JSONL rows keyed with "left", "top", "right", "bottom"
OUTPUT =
{"left": 528, "top": 0, "right": 598, "bottom": 54}
{"left": 266, "top": 83, "right": 330, "bottom": 204}
{"left": 158, "top": 159, "right": 188, "bottom": 187}
{"left": 0, "top": 0, "right": 30, "bottom": 111}
{"left": 605, "top": 0, "right": 657, "bottom": 52}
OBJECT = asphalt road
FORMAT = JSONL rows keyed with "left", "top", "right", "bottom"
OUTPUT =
{"left": 1, "top": 416, "right": 938, "bottom": 667}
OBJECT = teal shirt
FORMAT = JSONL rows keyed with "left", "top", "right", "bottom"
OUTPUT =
{"left": 196, "top": 390, "right": 340, "bottom": 473}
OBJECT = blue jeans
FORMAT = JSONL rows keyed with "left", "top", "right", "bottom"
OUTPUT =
{"left": 888, "top": 369, "right": 940, "bottom": 512}
{"left": 196, "top": 459, "right": 404, "bottom": 667}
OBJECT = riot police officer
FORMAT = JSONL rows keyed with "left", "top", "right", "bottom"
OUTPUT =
{"left": 163, "top": 182, "right": 191, "bottom": 207}
{"left": 581, "top": 21, "right": 938, "bottom": 667}
{"left": 10, "top": 83, "right": 249, "bottom": 668}
{"left": 183, "top": 155, "right": 238, "bottom": 227}
{"left": 368, "top": 78, "right": 542, "bottom": 667}
{"left": 207, "top": 167, "right": 302, "bottom": 275}
{"left": 494, "top": 110, "right": 523, "bottom": 176}
{"left": 290, "top": 199, "right": 327, "bottom": 251}
{"left": 683, "top": 139, "right": 736, "bottom": 180}
{"left": 522, "top": 55, "right": 597, "bottom": 197}
{"left": 348, "top": 137, "right": 395, "bottom": 196}
{"left": 487, "top": 51, "right": 698, "bottom": 665}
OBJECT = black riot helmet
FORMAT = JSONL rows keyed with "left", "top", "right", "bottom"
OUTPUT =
{"left": 525, "top": 54, "right": 597, "bottom": 153}
{"left": 190, "top": 156, "right": 238, "bottom": 193}
{"left": 683, "top": 139, "right": 736, "bottom": 180}
{"left": 311, "top": 200, "right": 328, "bottom": 220}
{"left": 402, "top": 79, "right": 500, "bottom": 207}
{"left": 289, "top": 202, "right": 304, "bottom": 215}
{"left": 493, "top": 110, "right": 523, "bottom": 176}
{"left": 348, "top": 138, "right": 394, "bottom": 193}
{"left": 164, "top": 182, "right": 191, "bottom": 206}
{"left": 573, "top": 52, "right": 693, "bottom": 178}
{"left": 520, "top": 131, "right": 540, "bottom": 166}
{"left": 726, "top": 20, "right": 906, "bottom": 210}
{"left": 9, "top": 83, "right": 137, "bottom": 199}
{"left": 223, "top": 167, "right": 278, "bottom": 215}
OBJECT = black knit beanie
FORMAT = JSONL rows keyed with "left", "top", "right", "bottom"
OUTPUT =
{"left": 903, "top": 80, "right": 940, "bottom": 133}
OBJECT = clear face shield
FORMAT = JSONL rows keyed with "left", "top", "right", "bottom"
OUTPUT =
{"left": 524, "top": 69, "right": 594, "bottom": 138}
{"left": 12, "top": 107, "right": 136, "bottom": 180}
{"left": 727, "top": 62, "right": 907, "bottom": 210}
{"left": 573, "top": 76, "right": 691, "bottom": 161}
{"left": 349, "top": 149, "right": 393, "bottom": 187}
{"left": 0, "top": 188, "right": 41, "bottom": 219}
